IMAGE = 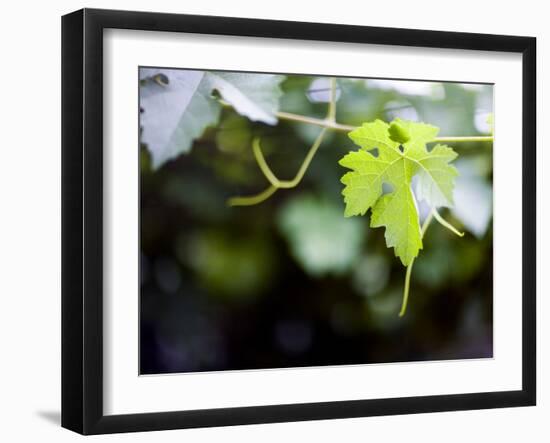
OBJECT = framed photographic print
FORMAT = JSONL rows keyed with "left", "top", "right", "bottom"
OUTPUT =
{"left": 61, "top": 8, "right": 536, "bottom": 435}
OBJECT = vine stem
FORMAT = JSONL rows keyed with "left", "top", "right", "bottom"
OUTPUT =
{"left": 399, "top": 207, "right": 464, "bottom": 317}
{"left": 433, "top": 208, "right": 464, "bottom": 237}
{"left": 433, "top": 136, "right": 493, "bottom": 143}
{"left": 326, "top": 78, "right": 337, "bottom": 123}
{"left": 228, "top": 78, "right": 337, "bottom": 206}
{"left": 275, "top": 111, "right": 354, "bottom": 131}
{"left": 227, "top": 129, "right": 328, "bottom": 206}
{"left": 221, "top": 98, "right": 494, "bottom": 143}
{"left": 271, "top": 111, "right": 493, "bottom": 143}
{"left": 227, "top": 185, "right": 277, "bottom": 207}
{"left": 254, "top": 129, "right": 328, "bottom": 189}
{"left": 400, "top": 210, "right": 434, "bottom": 317}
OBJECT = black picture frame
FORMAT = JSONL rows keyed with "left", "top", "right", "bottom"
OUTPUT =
{"left": 62, "top": 8, "right": 537, "bottom": 435}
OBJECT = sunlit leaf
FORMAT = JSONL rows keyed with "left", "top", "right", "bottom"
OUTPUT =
{"left": 340, "top": 119, "right": 458, "bottom": 266}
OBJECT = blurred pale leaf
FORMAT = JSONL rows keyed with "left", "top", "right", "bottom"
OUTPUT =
{"left": 475, "top": 111, "right": 493, "bottom": 134}
{"left": 408, "top": 84, "right": 477, "bottom": 136}
{"left": 352, "top": 253, "right": 390, "bottom": 296}
{"left": 487, "top": 113, "right": 494, "bottom": 134}
{"left": 277, "top": 194, "right": 365, "bottom": 277}
{"left": 140, "top": 69, "right": 220, "bottom": 168}
{"left": 306, "top": 77, "right": 341, "bottom": 103}
{"left": 140, "top": 69, "right": 285, "bottom": 168}
{"left": 367, "top": 79, "right": 445, "bottom": 99}
{"left": 209, "top": 72, "right": 285, "bottom": 124}
{"left": 451, "top": 159, "right": 493, "bottom": 238}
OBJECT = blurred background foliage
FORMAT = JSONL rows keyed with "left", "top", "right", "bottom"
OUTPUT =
{"left": 140, "top": 72, "right": 493, "bottom": 374}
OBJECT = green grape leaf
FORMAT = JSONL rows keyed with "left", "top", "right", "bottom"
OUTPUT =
{"left": 339, "top": 119, "right": 458, "bottom": 266}
{"left": 339, "top": 149, "right": 397, "bottom": 217}
{"left": 140, "top": 69, "right": 285, "bottom": 169}
{"left": 370, "top": 178, "right": 421, "bottom": 266}
{"left": 348, "top": 119, "right": 400, "bottom": 154}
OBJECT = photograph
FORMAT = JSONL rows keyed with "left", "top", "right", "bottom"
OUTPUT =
{"left": 138, "top": 67, "right": 494, "bottom": 375}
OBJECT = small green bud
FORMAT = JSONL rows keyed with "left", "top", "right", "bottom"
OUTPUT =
{"left": 388, "top": 121, "right": 411, "bottom": 144}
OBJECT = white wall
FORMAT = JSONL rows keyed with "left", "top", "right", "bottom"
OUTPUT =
{"left": 0, "top": 1, "right": 545, "bottom": 441}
